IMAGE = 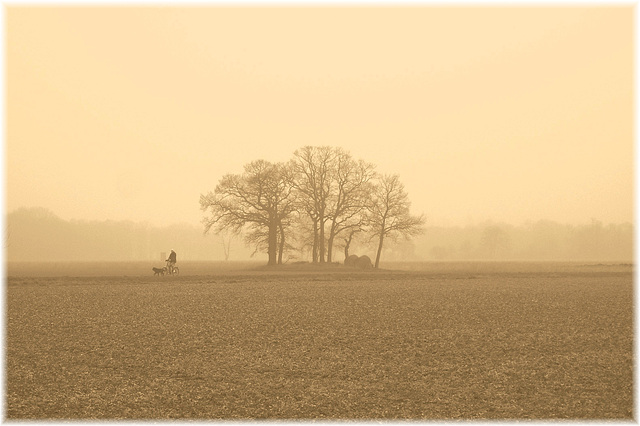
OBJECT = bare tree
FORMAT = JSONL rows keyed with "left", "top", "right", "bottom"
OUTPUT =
{"left": 200, "top": 160, "right": 295, "bottom": 266}
{"left": 244, "top": 219, "right": 297, "bottom": 264}
{"left": 289, "top": 213, "right": 318, "bottom": 261}
{"left": 201, "top": 149, "right": 422, "bottom": 268}
{"left": 221, "top": 232, "right": 232, "bottom": 261}
{"left": 290, "top": 146, "right": 375, "bottom": 263}
{"left": 343, "top": 229, "right": 357, "bottom": 260}
{"left": 339, "top": 225, "right": 369, "bottom": 261}
{"left": 325, "top": 150, "right": 376, "bottom": 262}
{"left": 368, "top": 174, "right": 425, "bottom": 268}
{"left": 290, "top": 146, "right": 336, "bottom": 263}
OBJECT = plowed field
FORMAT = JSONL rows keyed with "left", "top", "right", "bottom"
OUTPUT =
{"left": 6, "top": 262, "right": 633, "bottom": 419}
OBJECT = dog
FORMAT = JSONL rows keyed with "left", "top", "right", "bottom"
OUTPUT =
{"left": 152, "top": 267, "right": 166, "bottom": 276}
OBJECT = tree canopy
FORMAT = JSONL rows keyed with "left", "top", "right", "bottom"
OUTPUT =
{"left": 200, "top": 160, "right": 295, "bottom": 266}
{"left": 200, "top": 147, "right": 424, "bottom": 267}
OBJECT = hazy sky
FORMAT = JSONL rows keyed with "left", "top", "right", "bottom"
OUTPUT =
{"left": 6, "top": 6, "right": 633, "bottom": 227}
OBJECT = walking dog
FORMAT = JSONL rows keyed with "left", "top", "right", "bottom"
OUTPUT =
{"left": 152, "top": 267, "right": 166, "bottom": 276}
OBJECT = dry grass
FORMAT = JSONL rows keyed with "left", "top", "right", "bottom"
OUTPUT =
{"left": 6, "top": 262, "right": 633, "bottom": 419}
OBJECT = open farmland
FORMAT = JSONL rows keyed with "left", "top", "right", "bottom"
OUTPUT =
{"left": 6, "top": 262, "right": 633, "bottom": 419}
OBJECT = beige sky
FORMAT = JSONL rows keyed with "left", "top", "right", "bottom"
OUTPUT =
{"left": 6, "top": 6, "right": 633, "bottom": 227}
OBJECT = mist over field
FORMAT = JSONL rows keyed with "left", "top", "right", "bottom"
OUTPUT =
{"left": 6, "top": 207, "right": 633, "bottom": 263}
{"left": 5, "top": 5, "right": 634, "bottom": 421}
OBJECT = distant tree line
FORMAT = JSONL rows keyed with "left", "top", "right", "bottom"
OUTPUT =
{"left": 5, "top": 208, "right": 633, "bottom": 263}
{"left": 6, "top": 207, "right": 248, "bottom": 262}
{"left": 413, "top": 219, "right": 633, "bottom": 262}
{"left": 199, "top": 146, "right": 425, "bottom": 267}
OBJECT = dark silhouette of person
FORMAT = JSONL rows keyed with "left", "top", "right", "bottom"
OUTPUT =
{"left": 166, "top": 249, "right": 177, "bottom": 270}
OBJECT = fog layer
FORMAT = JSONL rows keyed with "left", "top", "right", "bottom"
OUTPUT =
{"left": 7, "top": 208, "right": 632, "bottom": 262}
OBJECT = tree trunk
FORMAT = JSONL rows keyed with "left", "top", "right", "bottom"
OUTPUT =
{"left": 344, "top": 230, "right": 355, "bottom": 260}
{"left": 375, "top": 228, "right": 385, "bottom": 269}
{"left": 327, "top": 233, "right": 335, "bottom": 263}
{"left": 326, "top": 219, "right": 339, "bottom": 263}
{"left": 319, "top": 214, "right": 326, "bottom": 263}
{"left": 268, "top": 222, "right": 278, "bottom": 266}
{"left": 278, "top": 222, "right": 285, "bottom": 264}
{"left": 312, "top": 219, "right": 318, "bottom": 263}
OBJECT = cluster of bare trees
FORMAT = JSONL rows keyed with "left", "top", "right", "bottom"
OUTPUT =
{"left": 200, "top": 146, "right": 424, "bottom": 267}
